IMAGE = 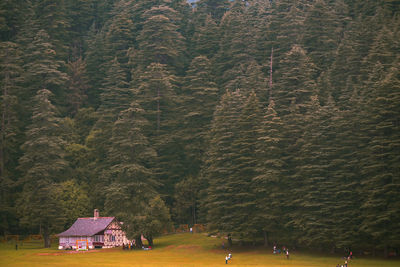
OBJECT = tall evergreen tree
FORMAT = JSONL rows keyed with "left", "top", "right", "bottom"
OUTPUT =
{"left": 301, "top": 0, "right": 343, "bottom": 75}
{"left": 17, "top": 89, "right": 68, "bottom": 247}
{"left": 103, "top": 0, "right": 136, "bottom": 69}
{"left": 0, "top": 41, "right": 23, "bottom": 235}
{"left": 360, "top": 60, "right": 400, "bottom": 256}
{"left": 181, "top": 56, "right": 219, "bottom": 176}
{"left": 66, "top": 57, "right": 89, "bottom": 116}
{"left": 0, "top": 0, "right": 29, "bottom": 41}
{"left": 215, "top": 2, "right": 257, "bottom": 86}
{"left": 0, "top": 42, "right": 22, "bottom": 180}
{"left": 191, "top": 14, "right": 220, "bottom": 59}
{"left": 228, "top": 91, "right": 262, "bottom": 242}
{"left": 203, "top": 90, "right": 246, "bottom": 237}
{"left": 253, "top": 99, "right": 285, "bottom": 246}
{"left": 290, "top": 96, "right": 341, "bottom": 249}
{"left": 85, "top": 25, "right": 106, "bottom": 107}
{"left": 274, "top": 44, "right": 317, "bottom": 117}
{"left": 104, "top": 101, "right": 165, "bottom": 247}
{"left": 22, "top": 30, "right": 68, "bottom": 109}
{"left": 196, "top": 0, "right": 230, "bottom": 22}
{"left": 33, "top": 0, "right": 71, "bottom": 59}
{"left": 135, "top": 5, "right": 187, "bottom": 73}
{"left": 132, "top": 62, "right": 183, "bottom": 200}
{"left": 89, "top": 57, "right": 131, "bottom": 207}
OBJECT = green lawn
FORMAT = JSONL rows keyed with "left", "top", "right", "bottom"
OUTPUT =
{"left": 0, "top": 233, "right": 399, "bottom": 266}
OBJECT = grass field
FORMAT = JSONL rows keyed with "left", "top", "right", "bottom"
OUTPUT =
{"left": 0, "top": 233, "right": 399, "bottom": 266}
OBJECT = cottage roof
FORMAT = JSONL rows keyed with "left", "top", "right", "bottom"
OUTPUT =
{"left": 58, "top": 217, "right": 115, "bottom": 237}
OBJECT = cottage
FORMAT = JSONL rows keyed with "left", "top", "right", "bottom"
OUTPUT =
{"left": 57, "top": 209, "right": 130, "bottom": 250}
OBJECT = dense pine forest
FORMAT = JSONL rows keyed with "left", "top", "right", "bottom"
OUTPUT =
{"left": 0, "top": 0, "right": 399, "bottom": 256}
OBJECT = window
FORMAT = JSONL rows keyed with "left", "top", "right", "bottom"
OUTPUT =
{"left": 94, "top": 235, "right": 104, "bottom": 242}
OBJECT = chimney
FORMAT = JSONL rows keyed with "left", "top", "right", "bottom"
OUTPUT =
{"left": 94, "top": 209, "right": 99, "bottom": 219}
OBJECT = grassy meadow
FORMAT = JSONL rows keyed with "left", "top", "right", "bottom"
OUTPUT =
{"left": 0, "top": 233, "right": 399, "bottom": 267}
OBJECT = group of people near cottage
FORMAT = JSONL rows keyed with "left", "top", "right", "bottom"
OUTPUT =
{"left": 336, "top": 250, "right": 353, "bottom": 267}
{"left": 225, "top": 253, "right": 232, "bottom": 264}
{"left": 121, "top": 240, "right": 152, "bottom": 251}
{"left": 121, "top": 242, "right": 134, "bottom": 250}
{"left": 273, "top": 245, "right": 290, "bottom": 259}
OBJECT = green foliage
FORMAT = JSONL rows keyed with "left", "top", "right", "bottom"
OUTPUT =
{"left": 22, "top": 30, "right": 68, "bottom": 108}
{"left": 66, "top": 58, "right": 89, "bottom": 116}
{"left": 55, "top": 180, "right": 91, "bottom": 229}
{"left": 173, "top": 176, "right": 200, "bottom": 225}
{"left": 135, "top": 5, "right": 187, "bottom": 72}
{"left": 1, "top": 0, "right": 399, "bottom": 255}
{"left": 16, "top": 89, "right": 69, "bottom": 247}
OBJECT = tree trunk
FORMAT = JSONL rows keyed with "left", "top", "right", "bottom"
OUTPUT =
{"left": 263, "top": 230, "right": 269, "bottom": 247}
{"left": 135, "top": 235, "right": 143, "bottom": 249}
{"left": 0, "top": 68, "right": 9, "bottom": 178}
{"left": 384, "top": 244, "right": 388, "bottom": 258}
{"left": 192, "top": 201, "right": 196, "bottom": 225}
{"left": 43, "top": 227, "right": 51, "bottom": 248}
{"left": 228, "top": 234, "right": 232, "bottom": 247}
{"left": 146, "top": 235, "right": 153, "bottom": 247}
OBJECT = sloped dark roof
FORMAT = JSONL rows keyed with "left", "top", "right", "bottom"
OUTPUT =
{"left": 58, "top": 217, "right": 115, "bottom": 237}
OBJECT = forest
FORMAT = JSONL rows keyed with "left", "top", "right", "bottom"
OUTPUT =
{"left": 0, "top": 0, "right": 399, "bottom": 256}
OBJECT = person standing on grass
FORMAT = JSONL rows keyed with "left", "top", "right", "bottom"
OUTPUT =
{"left": 286, "top": 249, "right": 289, "bottom": 259}
{"left": 225, "top": 255, "right": 229, "bottom": 264}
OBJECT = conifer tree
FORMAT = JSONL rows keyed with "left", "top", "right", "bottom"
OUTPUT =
{"left": 196, "top": 0, "right": 230, "bottom": 22}
{"left": 17, "top": 89, "right": 68, "bottom": 247}
{"left": 85, "top": 25, "right": 106, "bottom": 107}
{"left": 326, "top": 17, "right": 368, "bottom": 106}
{"left": 253, "top": 99, "right": 285, "bottom": 246}
{"left": 360, "top": 60, "right": 400, "bottom": 256}
{"left": 103, "top": 0, "right": 136, "bottom": 69}
{"left": 215, "top": 2, "right": 257, "bottom": 86}
{"left": 33, "top": 0, "right": 71, "bottom": 59}
{"left": 329, "top": 93, "right": 364, "bottom": 249}
{"left": 133, "top": 63, "right": 178, "bottom": 137}
{"left": 0, "top": 41, "right": 22, "bottom": 236}
{"left": 228, "top": 91, "right": 262, "bottom": 242}
{"left": 181, "top": 56, "right": 219, "bottom": 176}
{"left": 203, "top": 90, "right": 246, "bottom": 236}
{"left": 22, "top": 30, "right": 68, "bottom": 109}
{"left": 274, "top": 45, "right": 317, "bottom": 117}
{"left": 0, "top": 42, "right": 22, "bottom": 180}
{"left": 96, "top": 57, "right": 131, "bottom": 129}
{"left": 132, "top": 62, "right": 183, "bottom": 198}
{"left": 135, "top": 5, "right": 187, "bottom": 73}
{"left": 191, "top": 14, "right": 220, "bottom": 59}
{"left": 173, "top": 176, "right": 200, "bottom": 225}
{"left": 224, "top": 60, "right": 268, "bottom": 103}
{"left": 290, "top": 96, "right": 342, "bottom": 249}
{"left": 0, "top": 0, "right": 29, "bottom": 41}
{"left": 255, "top": 0, "right": 307, "bottom": 74}
{"left": 301, "top": 0, "right": 343, "bottom": 75}
{"left": 106, "top": 101, "right": 157, "bottom": 188}
{"left": 88, "top": 57, "right": 131, "bottom": 207}
{"left": 66, "top": 0, "right": 96, "bottom": 43}
{"left": 66, "top": 57, "right": 89, "bottom": 116}
{"left": 104, "top": 101, "right": 167, "bottom": 247}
